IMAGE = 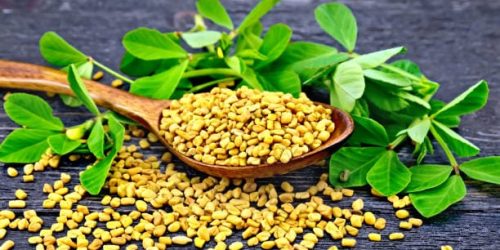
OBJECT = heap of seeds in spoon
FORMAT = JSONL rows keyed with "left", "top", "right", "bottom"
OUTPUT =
{"left": 159, "top": 87, "right": 335, "bottom": 166}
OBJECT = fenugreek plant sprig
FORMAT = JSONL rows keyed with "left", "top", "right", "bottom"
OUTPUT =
{"left": 0, "top": 64, "right": 124, "bottom": 195}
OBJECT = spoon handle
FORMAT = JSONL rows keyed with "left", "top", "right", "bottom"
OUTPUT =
{"left": 0, "top": 60, "right": 166, "bottom": 127}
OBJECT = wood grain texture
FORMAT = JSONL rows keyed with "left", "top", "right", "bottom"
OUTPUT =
{"left": 0, "top": 0, "right": 499, "bottom": 249}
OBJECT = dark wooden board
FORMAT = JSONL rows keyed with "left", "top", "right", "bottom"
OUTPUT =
{"left": 0, "top": 0, "right": 499, "bottom": 249}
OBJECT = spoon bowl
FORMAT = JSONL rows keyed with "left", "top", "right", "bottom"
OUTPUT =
{"left": 0, "top": 60, "right": 354, "bottom": 178}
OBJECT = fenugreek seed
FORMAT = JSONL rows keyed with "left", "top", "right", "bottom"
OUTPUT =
{"left": 111, "top": 79, "right": 123, "bottom": 88}
{"left": 92, "top": 71, "right": 104, "bottom": 80}
{"left": 7, "top": 167, "right": 18, "bottom": 177}
{"left": 341, "top": 188, "right": 354, "bottom": 197}
{"left": 43, "top": 200, "right": 56, "bottom": 209}
{"left": 351, "top": 198, "right": 364, "bottom": 211}
{"left": 328, "top": 246, "right": 339, "bottom": 250}
{"left": 399, "top": 221, "right": 413, "bottom": 230}
{"left": 364, "top": 211, "right": 376, "bottom": 225}
{"left": 368, "top": 233, "right": 381, "bottom": 241}
{"left": 61, "top": 173, "right": 71, "bottom": 183}
{"left": 280, "top": 181, "right": 294, "bottom": 193}
{"left": 261, "top": 241, "right": 276, "bottom": 249}
{"left": 395, "top": 209, "right": 410, "bottom": 219}
{"left": 330, "top": 191, "right": 343, "bottom": 201}
{"left": 374, "top": 218, "right": 386, "bottom": 230}
{"left": 0, "top": 229, "right": 6, "bottom": 239}
{"left": 247, "top": 237, "right": 259, "bottom": 246}
{"left": 23, "top": 164, "right": 34, "bottom": 175}
{"left": 441, "top": 245, "right": 454, "bottom": 250}
{"left": 8, "top": 200, "right": 26, "bottom": 209}
{"left": 0, "top": 240, "right": 14, "bottom": 250}
{"left": 350, "top": 214, "right": 364, "bottom": 228}
{"left": 409, "top": 218, "right": 423, "bottom": 227}
{"left": 139, "top": 139, "right": 150, "bottom": 149}
{"left": 389, "top": 232, "right": 405, "bottom": 240}
{"left": 341, "top": 238, "right": 356, "bottom": 248}
{"left": 229, "top": 241, "right": 244, "bottom": 250}
{"left": 28, "top": 236, "right": 43, "bottom": 244}
{"left": 135, "top": 200, "right": 148, "bottom": 212}
{"left": 300, "top": 239, "right": 315, "bottom": 249}
{"left": 23, "top": 175, "right": 34, "bottom": 182}
{"left": 304, "top": 233, "right": 318, "bottom": 243}
{"left": 15, "top": 189, "right": 27, "bottom": 200}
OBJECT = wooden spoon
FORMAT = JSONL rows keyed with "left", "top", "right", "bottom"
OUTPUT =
{"left": 0, "top": 60, "right": 354, "bottom": 178}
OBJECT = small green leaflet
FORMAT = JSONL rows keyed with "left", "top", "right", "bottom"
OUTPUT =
{"left": 255, "top": 23, "right": 292, "bottom": 68}
{"left": 390, "top": 59, "right": 422, "bottom": 76}
{"left": 259, "top": 70, "right": 301, "bottom": 98}
{"left": 122, "top": 27, "right": 187, "bottom": 60}
{"left": 4, "top": 93, "right": 64, "bottom": 131}
{"left": 314, "top": 2, "right": 357, "bottom": 52}
{"left": 196, "top": 0, "right": 234, "bottom": 30}
{"left": 47, "top": 134, "right": 82, "bottom": 155}
{"left": 405, "top": 164, "right": 453, "bottom": 193}
{"left": 240, "top": 68, "right": 264, "bottom": 90}
{"left": 39, "top": 31, "right": 87, "bottom": 67}
{"left": 60, "top": 95, "right": 83, "bottom": 107}
{"left": 87, "top": 119, "right": 105, "bottom": 159}
{"left": 348, "top": 115, "right": 389, "bottom": 146}
{"left": 364, "top": 69, "right": 412, "bottom": 88}
{"left": 131, "top": 60, "right": 189, "bottom": 99}
{"left": 410, "top": 175, "right": 466, "bottom": 218}
{"left": 407, "top": 117, "right": 431, "bottom": 144}
{"left": 352, "top": 47, "right": 406, "bottom": 69}
{"left": 277, "top": 41, "right": 337, "bottom": 66}
{"left": 68, "top": 64, "right": 100, "bottom": 115}
{"left": 292, "top": 52, "right": 349, "bottom": 72}
{"left": 330, "top": 61, "right": 365, "bottom": 112}
{"left": 60, "top": 61, "right": 94, "bottom": 108}
{"left": 80, "top": 115, "right": 124, "bottom": 195}
{"left": 182, "top": 31, "right": 222, "bottom": 48}
{"left": 430, "top": 100, "right": 460, "bottom": 128}
{"left": 120, "top": 51, "right": 160, "bottom": 77}
{"left": 238, "top": 0, "right": 280, "bottom": 31}
{"left": 0, "top": 129, "right": 57, "bottom": 163}
{"left": 366, "top": 150, "right": 412, "bottom": 196}
{"left": 433, "top": 80, "right": 489, "bottom": 118}
{"left": 329, "top": 147, "right": 386, "bottom": 187}
{"left": 431, "top": 120, "right": 479, "bottom": 157}
{"left": 460, "top": 156, "right": 500, "bottom": 185}
{"left": 364, "top": 82, "right": 409, "bottom": 112}
{"left": 225, "top": 56, "right": 243, "bottom": 74}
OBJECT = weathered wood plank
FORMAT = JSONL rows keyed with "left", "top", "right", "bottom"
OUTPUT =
{"left": 0, "top": 0, "right": 499, "bottom": 249}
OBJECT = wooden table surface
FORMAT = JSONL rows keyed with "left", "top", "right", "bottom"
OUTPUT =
{"left": 0, "top": 0, "right": 499, "bottom": 249}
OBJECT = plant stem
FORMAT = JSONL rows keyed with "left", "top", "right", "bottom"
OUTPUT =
{"left": 387, "top": 134, "right": 408, "bottom": 150}
{"left": 429, "top": 124, "right": 460, "bottom": 174}
{"left": 92, "top": 59, "right": 134, "bottom": 84}
{"left": 182, "top": 68, "right": 241, "bottom": 78}
{"left": 188, "top": 77, "right": 238, "bottom": 93}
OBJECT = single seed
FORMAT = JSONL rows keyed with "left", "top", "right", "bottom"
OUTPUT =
{"left": 409, "top": 218, "right": 423, "bottom": 227}
{"left": 395, "top": 209, "right": 410, "bottom": 219}
{"left": 8, "top": 200, "right": 26, "bottom": 209}
{"left": 352, "top": 198, "right": 364, "bottom": 211}
{"left": 389, "top": 232, "right": 405, "bottom": 240}
{"left": 441, "top": 245, "right": 454, "bottom": 250}
{"left": 7, "top": 167, "right": 18, "bottom": 177}
{"left": 364, "top": 212, "right": 376, "bottom": 225}
{"left": 341, "top": 238, "right": 357, "bottom": 248}
{"left": 374, "top": 218, "right": 386, "bottom": 230}
{"left": 0, "top": 240, "right": 14, "bottom": 250}
{"left": 399, "top": 221, "right": 413, "bottom": 230}
{"left": 111, "top": 79, "right": 123, "bottom": 88}
{"left": 228, "top": 241, "right": 244, "bottom": 250}
{"left": 92, "top": 71, "right": 104, "bottom": 80}
{"left": 368, "top": 233, "right": 381, "bottom": 241}
{"left": 15, "top": 189, "right": 27, "bottom": 200}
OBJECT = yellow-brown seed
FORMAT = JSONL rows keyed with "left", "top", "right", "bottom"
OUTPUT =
{"left": 364, "top": 212, "right": 376, "bottom": 225}
{"left": 92, "top": 71, "right": 104, "bottom": 80}
{"left": 389, "top": 232, "right": 405, "bottom": 240}
{"left": 341, "top": 238, "right": 356, "bottom": 248}
{"left": 395, "top": 209, "right": 410, "bottom": 219}
{"left": 228, "top": 241, "right": 244, "bottom": 250}
{"left": 399, "top": 221, "right": 413, "bottom": 230}
{"left": 111, "top": 79, "right": 124, "bottom": 88}
{"left": 441, "top": 245, "right": 454, "bottom": 250}
{"left": 8, "top": 200, "right": 26, "bottom": 209}
{"left": 7, "top": 167, "right": 18, "bottom": 177}
{"left": 374, "top": 218, "right": 386, "bottom": 230}
{"left": 351, "top": 198, "right": 364, "bottom": 211}
{"left": 409, "top": 218, "right": 423, "bottom": 227}
{"left": 0, "top": 240, "right": 14, "bottom": 250}
{"left": 15, "top": 189, "right": 27, "bottom": 200}
{"left": 368, "top": 233, "right": 381, "bottom": 241}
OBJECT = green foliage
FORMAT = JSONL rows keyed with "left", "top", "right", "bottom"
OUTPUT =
{"left": 4, "top": 93, "right": 64, "bottom": 131}
{"left": 460, "top": 157, "right": 500, "bottom": 185}
{"left": 39, "top": 32, "right": 87, "bottom": 67}
{"left": 196, "top": 0, "right": 233, "bottom": 30}
{"left": 315, "top": 2, "right": 357, "bottom": 51}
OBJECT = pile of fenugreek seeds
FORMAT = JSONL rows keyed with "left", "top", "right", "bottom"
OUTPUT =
{"left": 0, "top": 125, "right": 453, "bottom": 250}
{"left": 160, "top": 87, "right": 335, "bottom": 166}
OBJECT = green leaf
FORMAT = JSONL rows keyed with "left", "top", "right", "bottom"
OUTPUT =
{"left": 364, "top": 69, "right": 412, "bottom": 87}
{"left": 398, "top": 92, "right": 431, "bottom": 110}
{"left": 105, "top": 111, "right": 137, "bottom": 125}
{"left": 80, "top": 148, "right": 117, "bottom": 195}
{"left": 292, "top": 52, "right": 350, "bottom": 72}
{"left": 131, "top": 60, "right": 189, "bottom": 99}
{"left": 365, "top": 82, "right": 409, "bottom": 112}
{"left": 0, "top": 129, "right": 56, "bottom": 163}
{"left": 87, "top": 119, "right": 105, "bottom": 159}
{"left": 123, "top": 27, "right": 187, "bottom": 60}
{"left": 259, "top": 70, "right": 301, "bottom": 98}
{"left": 348, "top": 115, "right": 389, "bottom": 146}
{"left": 196, "top": 0, "right": 233, "bottom": 30}
{"left": 410, "top": 175, "right": 466, "bottom": 218}
{"left": 39, "top": 31, "right": 87, "bottom": 67}
{"left": 239, "top": 0, "right": 280, "bottom": 31}
{"left": 433, "top": 80, "right": 489, "bottom": 118}
{"left": 237, "top": 49, "right": 268, "bottom": 60}
{"left": 460, "top": 156, "right": 500, "bottom": 185}
{"left": 277, "top": 41, "right": 337, "bottom": 66}
{"left": 390, "top": 59, "right": 422, "bottom": 77}
{"left": 107, "top": 113, "right": 125, "bottom": 152}
{"left": 367, "top": 150, "right": 412, "bottom": 196}
{"left": 432, "top": 120, "right": 479, "bottom": 157}
{"left": 47, "top": 134, "right": 82, "bottom": 155}
{"left": 405, "top": 164, "right": 453, "bottom": 193}
{"left": 430, "top": 99, "right": 460, "bottom": 128}
{"left": 236, "top": 22, "right": 264, "bottom": 51}
{"left": 60, "top": 95, "right": 83, "bottom": 107}
{"left": 120, "top": 51, "right": 160, "bottom": 77}
{"left": 255, "top": 23, "right": 292, "bottom": 68}
{"left": 68, "top": 64, "right": 100, "bottom": 115}
{"left": 353, "top": 47, "right": 406, "bottom": 69}
{"left": 330, "top": 61, "right": 365, "bottom": 112}
{"left": 407, "top": 117, "right": 431, "bottom": 144}
{"left": 225, "top": 56, "right": 243, "bottom": 74}
{"left": 329, "top": 147, "right": 386, "bottom": 187}
{"left": 240, "top": 67, "right": 264, "bottom": 90}
{"left": 4, "top": 93, "right": 64, "bottom": 131}
{"left": 182, "top": 31, "right": 222, "bottom": 48}
{"left": 61, "top": 61, "right": 94, "bottom": 79}
{"left": 314, "top": 2, "right": 357, "bottom": 52}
